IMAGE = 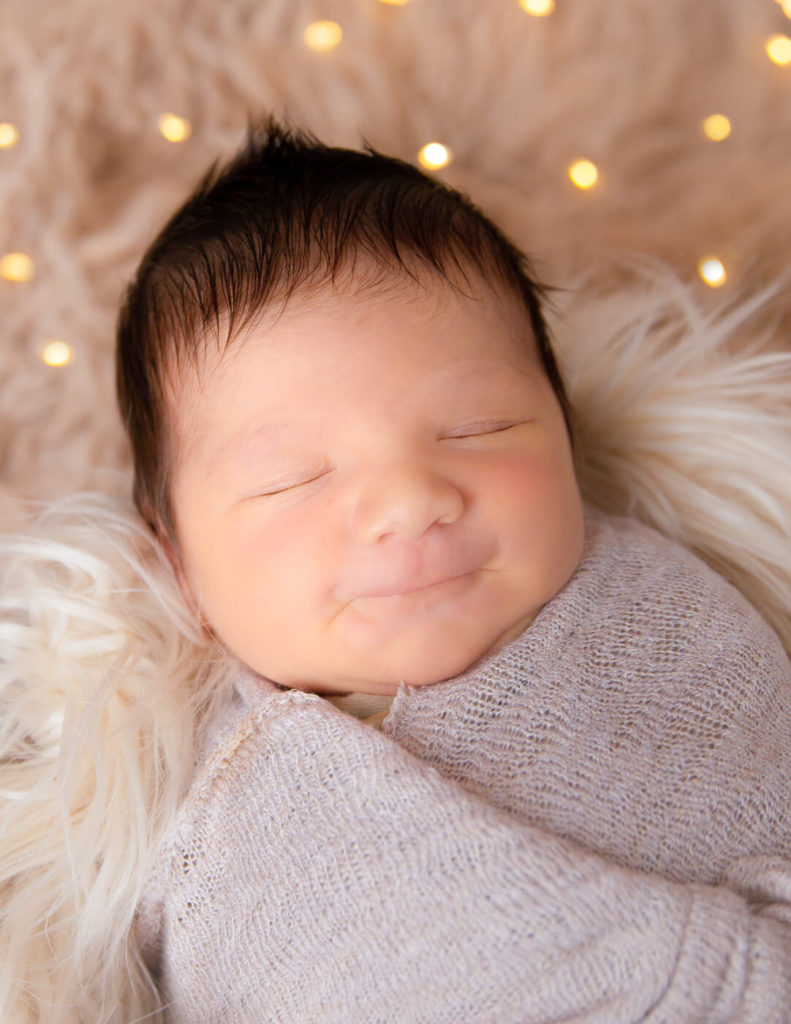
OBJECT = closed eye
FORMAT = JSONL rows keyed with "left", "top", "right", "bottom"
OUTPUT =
{"left": 243, "top": 467, "right": 332, "bottom": 501}
{"left": 441, "top": 421, "right": 526, "bottom": 441}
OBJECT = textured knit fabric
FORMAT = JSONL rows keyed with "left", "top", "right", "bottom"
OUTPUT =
{"left": 137, "top": 512, "right": 791, "bottom": 1023}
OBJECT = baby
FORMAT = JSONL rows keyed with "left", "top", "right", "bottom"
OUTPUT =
{"left": 118, "top": 120, "right": 583, "bottom": 701}
{"left": 118, "top": 120, "right": 791, "bottom": 1022}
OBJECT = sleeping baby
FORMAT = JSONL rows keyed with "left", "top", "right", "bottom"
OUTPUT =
{"left": 117, "top": 118, "right": 791, "bottom": 1021}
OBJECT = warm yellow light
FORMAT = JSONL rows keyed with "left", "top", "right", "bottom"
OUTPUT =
{"left": 304, "top": 20, "right": 343, "bottom": 51}
{"left": 701, "top": 114, "right": 731, "bottom": 141}
{"left": 378, "top": 0, "right": 410, "bottom": 5}
{"left": 782, "top": 0, "right": 791, "bottom": 19}
{"left": 0, "top": 252, "right": 34, "bottom": 282}
{"left": 518, "top": 0, "right": 555, "bottom": 15}
{"left": 698, "top": 256, "right": 727, "bottom": 288}
{"left": 417, "top": 142, "right": 453, "bottom": 170}
{"left": 568, "top": 159, "right": 598, "bottom": 189}
{"left": 0, "top": 122, "right": 19, "bottom": 148}
{"left": 40, "top": 339, "right": 73, "bottom": 367}
{"left": 766, "top": 33, "right": 791, "bottom": 64}
{"left": 158, "top": 113, "right": 192, "bottom": 143}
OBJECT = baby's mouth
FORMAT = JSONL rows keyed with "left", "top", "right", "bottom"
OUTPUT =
{"left": 355, "top": 567, "right": 478, "bottom": 600}
{"left": 340, "top": 538, "right": 496, "bottom": 605}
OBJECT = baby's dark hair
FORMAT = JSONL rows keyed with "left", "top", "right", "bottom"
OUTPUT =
{"left": 116, "top": 117, "right": 571, "bottom": 545}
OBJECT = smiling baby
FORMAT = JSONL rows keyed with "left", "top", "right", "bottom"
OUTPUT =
{"left": 119, "top": 119, "right": 791, "bottom": 1021}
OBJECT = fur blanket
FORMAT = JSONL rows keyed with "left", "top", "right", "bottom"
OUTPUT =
{"left": 1, "top": 0, "right": 791, "bottom": 1020}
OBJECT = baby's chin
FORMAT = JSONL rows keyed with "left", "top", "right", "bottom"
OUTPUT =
{"left": 287, "top": 612, "right": 537, "bottom": 698}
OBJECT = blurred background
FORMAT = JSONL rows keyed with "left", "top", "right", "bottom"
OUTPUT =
{"left": 1, "top": 0, "right": 789, "bottom": 519}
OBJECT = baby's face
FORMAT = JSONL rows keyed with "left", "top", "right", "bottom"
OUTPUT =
{"left": 169, "top": 275, "right": 584, "bottom": 695}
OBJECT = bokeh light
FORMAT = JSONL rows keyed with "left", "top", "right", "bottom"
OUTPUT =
{"left": 518, "top": 0, "right": 555, "bottom": 15}
{"left": 698, "top": 256, "right": 727, "bottom": 288}
{"left": 701, "top": 114, "right": 731, "bottom": 141}
{"left": 304, "top": 21, "right": 343, "bottom": 51}
{"left": 568, "top": 159, "right": 599, "bottom": 189}
{"left": 766, "top": 33, "right": 791, "bottom": 64}
{"left": 417, "top": 142, "right": 453, "bottom": 170}
{"left": 0, "top": 123, "right": 19, "bottom": 148}
{"left": 40, "top": 340, "right": 74, "bottom": 367}
{"left": 0, "top": 252, "right": 34, "bottom": 282}
{"left": 157, "top": 114, "right": 192, "bottom": 143}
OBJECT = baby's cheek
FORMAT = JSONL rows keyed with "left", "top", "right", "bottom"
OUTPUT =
{"left": 487, "top": 448, "right": 584, "bottom": 577}
{"left": 488, "top": 449, "right": 572, "bottom": 512}
{"left": 229, "top": 506, "right": 340, "bottom": 624}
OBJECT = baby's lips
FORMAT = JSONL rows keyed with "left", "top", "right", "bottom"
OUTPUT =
{"left": 343, "top": 548, "right": 494, "bottom": 601}
{"left": 353, "top": 566, "right": 478, "bottom": 599}
{"left": 338, "top": 531, "right": 498, "bottom": 601}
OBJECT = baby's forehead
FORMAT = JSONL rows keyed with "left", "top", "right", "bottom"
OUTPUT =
{"left": 176, "top": 266, "right": 533, "bottom": 375}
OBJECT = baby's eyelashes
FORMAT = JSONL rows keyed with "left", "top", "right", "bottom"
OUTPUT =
{"left": 443, "top": 421, "right": 518, "bottom": 437}
{"left": 439, "top": 420, "right": 532, "bottom": 444}
{"left": 241, "top": 465, "right": 333, "bottom": 501}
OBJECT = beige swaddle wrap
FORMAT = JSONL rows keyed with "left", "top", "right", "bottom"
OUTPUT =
{"left": 137, "top": 511, "right": 791, "bottom": 1022}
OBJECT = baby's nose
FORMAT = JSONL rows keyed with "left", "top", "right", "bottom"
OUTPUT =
{"left": 349, "top": 462, "right": 464, "bottom": 544}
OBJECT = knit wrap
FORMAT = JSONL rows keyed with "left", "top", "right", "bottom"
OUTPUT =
{"left": 137, "top": 511, "right": 791, "bottom": 1022}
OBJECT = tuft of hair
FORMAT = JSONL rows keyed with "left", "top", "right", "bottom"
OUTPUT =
{"left": 116, "top": 116, "right": 569, "bottom": 544}
{"left": 558, "top": 261, "right": 791, "bottom": 656}
{"left": 0, "top": 493, "right": 236, "bottom": 1023}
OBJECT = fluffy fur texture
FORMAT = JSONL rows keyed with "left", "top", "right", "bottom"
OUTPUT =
{"left": 1, "top": 0, "right": 790, "bottom": 1020}
{"left": 0, "top": 497, "right": 236, "bottom": 1021}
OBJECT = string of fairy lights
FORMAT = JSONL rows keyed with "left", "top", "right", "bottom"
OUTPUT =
{"left": 2, "top": 0, "right": 790, "bottom": 370}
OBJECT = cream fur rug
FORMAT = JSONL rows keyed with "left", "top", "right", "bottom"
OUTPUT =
{"left": 1, "top": 1, "right": 791, "bottom": 1020}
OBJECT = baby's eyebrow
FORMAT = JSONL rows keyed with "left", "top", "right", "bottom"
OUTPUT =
{"left": 203, "top": 419, "right": 295, "bottom": 475}
{"left": 427, "top": 360, "right": 542, "bottom": 395}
